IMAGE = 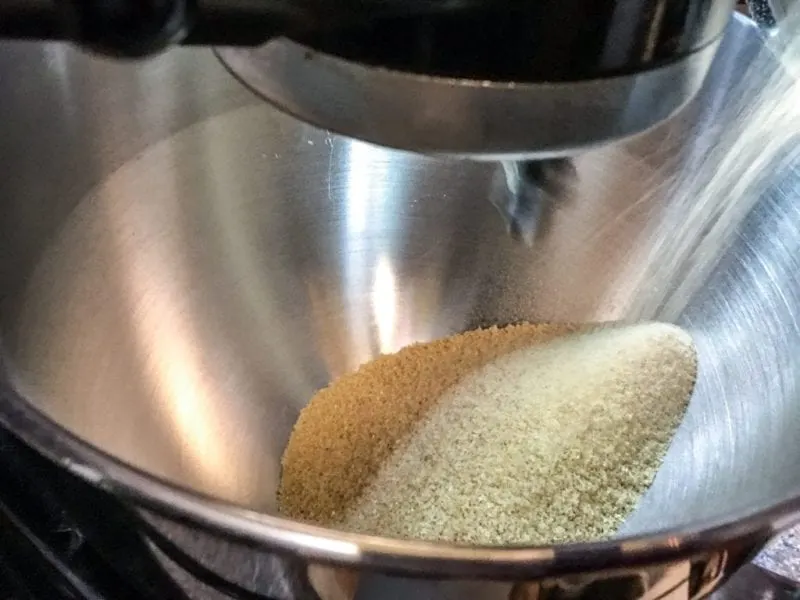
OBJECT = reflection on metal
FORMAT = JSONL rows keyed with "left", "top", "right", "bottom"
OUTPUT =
{"left": 133, "top": 271, "right": 232, "bottom": 492}
{"left": 371, "top": 255, "right": 399, "bottom": 354}
{"left": 309, "top": 564, "right": 360, "bottom": 600}
{"left": 491, "top": 159, "right": 577, "bottom": 246}
{"left": 511, "top": 562, "right": 690, "bottom": 599}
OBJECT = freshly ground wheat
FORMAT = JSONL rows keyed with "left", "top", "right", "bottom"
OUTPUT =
{"left": 279, "top": 322, "right": 696, "bottom": 545}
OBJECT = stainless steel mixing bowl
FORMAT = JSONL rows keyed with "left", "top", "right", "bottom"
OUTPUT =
{"left": 1, "top": 12, "right": 800, "bottom": 600}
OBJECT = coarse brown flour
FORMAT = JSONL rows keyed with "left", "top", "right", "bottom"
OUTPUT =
{"left": 279, "top": 321, "right": 696, "bottom": 545}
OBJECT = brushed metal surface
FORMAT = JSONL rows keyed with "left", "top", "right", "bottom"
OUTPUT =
{"left": 0, "top": 12, "right": 799, "bottom": 599}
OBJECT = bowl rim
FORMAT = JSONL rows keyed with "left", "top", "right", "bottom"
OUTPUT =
{"left": 2, "top": 370, "right": 800, "bottom": 579}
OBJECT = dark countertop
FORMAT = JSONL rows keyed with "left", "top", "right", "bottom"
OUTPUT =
{"left": 756, "top": 526, "right": 800, "bottom": 581}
